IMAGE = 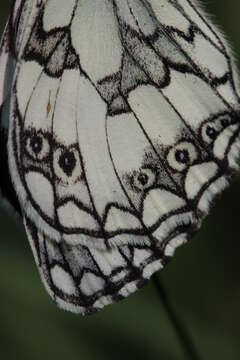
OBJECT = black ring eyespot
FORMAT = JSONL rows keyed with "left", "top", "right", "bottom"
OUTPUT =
{"left": 54, "top": 147, "right": 81, "bottom": 185}
{"left": 201, "top": 115, "right": 232, "bottom": 144}
{"left": 137, "top": 172, "right": 149, "bottom": 186}
{"left": 30, "top": 134, "right": 43, "bottom": 155}
{"left": 206, "top": 125, "right": 218, "bottom": 140}
{"left": 167, "top": 141, "right": 198, "bottom": 172}
{"left": 201, "top": 122, "right": 221, "bottom": 144}
{"left": 58, "top": 150, "right": 76, "bottom": 177}
{"left": 175, "top": 149, "right": 190, "bottom": 164}
{"left": 25, "top": 131, "right": 50, "bottom": 160}
{"left": 133, "top": 168, "right": 157, "bottom": 191}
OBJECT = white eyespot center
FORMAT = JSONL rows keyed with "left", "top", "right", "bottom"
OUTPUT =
{"left": 54, "top": 147, "right": 81, "bottom": 185}
{"left": 25, "top": 132, "right": 50, "bottom": 160}
{"left": 167, "top": 141, "right": 198, "bottom": 172}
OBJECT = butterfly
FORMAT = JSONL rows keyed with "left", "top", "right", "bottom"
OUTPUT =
{"left": 0, "top": 0, "right": 239, "bottom": 315}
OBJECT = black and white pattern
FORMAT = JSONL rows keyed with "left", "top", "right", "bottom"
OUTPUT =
{"left": 24, "top": 216, "right": 171, "bottom": 314}
{"left": 0, "top": 0, "right": 240, "bottom": 314}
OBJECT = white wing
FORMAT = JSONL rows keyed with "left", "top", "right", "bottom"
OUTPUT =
{"left": 2, "top": 0, "right": 240, "bottom": 313}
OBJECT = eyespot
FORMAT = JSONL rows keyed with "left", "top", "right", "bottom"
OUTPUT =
{"left": 54, "top": 147, "right": 81, "bottom": 185}
{"left": 201, "top": 115, "right": 232, "bottom": 145}
{"left": 133, "top": 168, "right": 157, "bottom": 191}
{"left": 167, "top": 141, "right": 198, "bottom": 172}
{"left": 25, "top": 131, "right": 50, "bottom": 161}
{"left": 201, "top": 122, "right": 221, "bottom": 144}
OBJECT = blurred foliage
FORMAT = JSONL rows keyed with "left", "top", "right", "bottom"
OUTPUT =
{"left": 0, "top": 1, "right": 240, "bottom": 359}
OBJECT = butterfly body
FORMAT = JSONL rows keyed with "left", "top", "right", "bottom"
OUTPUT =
{"left": 0, "top": 0, "right": 239, "bottom": 314}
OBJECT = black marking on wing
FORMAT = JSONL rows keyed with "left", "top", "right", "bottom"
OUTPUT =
{"left": 184, "top": 0, "right": 239, "bottom": 96}
{"left": 23, "top": 10, "right": 78, "bottom": 77}
{"left": 25, "top": 216, "right": 167, "bottom": 314}
{"left": 9, "top": 0, "right": 240, "bottom": 247}
{"left": 113, "top": 1, "right": 240, "bottom": 175}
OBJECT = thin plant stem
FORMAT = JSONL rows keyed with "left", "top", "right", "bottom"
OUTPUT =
{"left": 152, "top": 274, "right": 201, "bottom": 360}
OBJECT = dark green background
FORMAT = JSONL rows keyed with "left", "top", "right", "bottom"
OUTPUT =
{"left": 0, "top": 1, "right": 240, "bottom": 359}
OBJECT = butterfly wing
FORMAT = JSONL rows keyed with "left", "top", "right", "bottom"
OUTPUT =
{"left": 2, "top": 0, "right": 240, "bottom": 313}
{"left": 24, "top": 215, "right": 170, "bottom": 314}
